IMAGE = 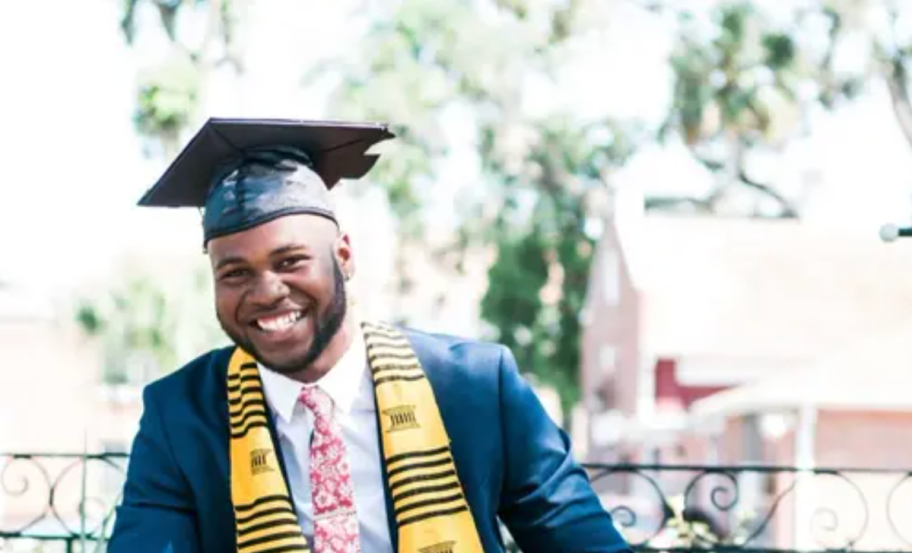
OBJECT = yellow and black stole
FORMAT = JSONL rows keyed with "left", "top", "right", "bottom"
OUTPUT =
{"left": 227, "top": 320, "right": 484, "bottom": 553}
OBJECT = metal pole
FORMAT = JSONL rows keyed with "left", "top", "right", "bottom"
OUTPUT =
{"left": 793, "top": 402, "right": 818, "bottom": 550}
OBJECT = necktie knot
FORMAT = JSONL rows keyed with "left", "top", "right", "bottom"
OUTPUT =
{"left": 299, "top": 386, "right": 333, "bottom": 419}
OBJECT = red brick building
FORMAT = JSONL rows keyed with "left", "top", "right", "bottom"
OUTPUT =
{"left": 580, "top": 208, "right": 912, "bottom": 466}
{"left": 580, "top": 208, "right": 912, "bottom": 548}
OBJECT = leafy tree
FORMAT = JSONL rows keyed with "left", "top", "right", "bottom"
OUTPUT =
{"left": 651, "top": 1, "right": 812, "bottom": 216}
{"left": 804, "top": 0, "right": 912, "bottom": 147}
{"left": 319, "top": 0, "right": 640, "bottom": 424}
{"left": 650, "top": 0, "right": 912, "bottom": 215}
{"left": 319, "top": 0, "right": 912, "bottom": 423}
{"left": 119, "top": 0, "right": 247, "bottom": 156}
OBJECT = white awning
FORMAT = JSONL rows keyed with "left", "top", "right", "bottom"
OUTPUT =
{"left": 690, "top": 325, "right": 912, "bottom": 419}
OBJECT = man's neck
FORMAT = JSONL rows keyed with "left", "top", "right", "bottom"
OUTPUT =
{"left": 290, "top": 313, "right": 357, "bottom": 384}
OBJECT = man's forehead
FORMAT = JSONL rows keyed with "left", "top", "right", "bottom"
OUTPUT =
{"left": 208, "top": 214, "right": 340, "bottom": 258}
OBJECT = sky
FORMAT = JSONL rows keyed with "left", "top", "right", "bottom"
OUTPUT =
{"left": 1, "top": 0, "right": 911, "bottom": 309}
{"left": 0, "top": 0, "right": 368, "bottom": 295}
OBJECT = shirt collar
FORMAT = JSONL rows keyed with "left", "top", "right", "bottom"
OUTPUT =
{"left": 259, "top": 324, "right": 367, "bottom": 424}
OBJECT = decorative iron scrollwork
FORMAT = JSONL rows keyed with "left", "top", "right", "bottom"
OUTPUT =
{"left": 584, "top": 463, "right": 912, "bottom": 552}
{"left": 0, "top": 453, "right": 127, "bottom": 543}
{"left": 4, "top": 454, "right": 912, "bottom": 552}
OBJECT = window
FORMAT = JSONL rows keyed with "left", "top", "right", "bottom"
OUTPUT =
{"left": 602, "top": 251, "right": 620, "bottom": 305}
{"left": 600, "top": 345, "right": 617, "bottom": 377}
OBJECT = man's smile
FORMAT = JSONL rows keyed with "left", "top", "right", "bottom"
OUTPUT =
{"left": 252, "top": 310, "right": 305, "bottom": 333}
{"left": 246, "top": 309, "right": 314, "bottom": 348}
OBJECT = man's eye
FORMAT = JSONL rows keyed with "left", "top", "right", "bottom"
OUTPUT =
{"left": 220, "top": 269, "right": 249, "bottom": 281}
{"left": 279, "top": 256, "right": 307, "bottom": 270}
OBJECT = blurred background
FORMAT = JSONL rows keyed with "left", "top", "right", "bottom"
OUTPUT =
{"left": 4, "top": 0, "right": 912, "bottom": 551}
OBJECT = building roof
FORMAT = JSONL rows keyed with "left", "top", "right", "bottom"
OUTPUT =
{"left": 689, "top": 324, "right": 912, "bottom": 417}
{"left": 618, "top": 214, "right": 912, "bottom": 361}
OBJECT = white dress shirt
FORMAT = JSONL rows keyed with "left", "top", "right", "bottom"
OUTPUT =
{"left": 259, "top": 328, "right": 394, "bottom": 553}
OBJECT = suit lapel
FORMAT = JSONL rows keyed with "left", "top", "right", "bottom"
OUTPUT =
{"left": 213, "top": 348, "right": 241, "bottom": 548}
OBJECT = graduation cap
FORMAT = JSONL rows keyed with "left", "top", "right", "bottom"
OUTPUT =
{"left": 138, "top": 118, "right": 396, "bottom": 244}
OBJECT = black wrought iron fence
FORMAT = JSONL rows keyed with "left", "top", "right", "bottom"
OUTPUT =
{"left": 582, "top": 463, "right": 912, "bottom": 553}
{"left": 0, "top": 453, "right": 128, "bottom": 552}
{"left": 2, "top": 454, "right": 911, "bottom": 552}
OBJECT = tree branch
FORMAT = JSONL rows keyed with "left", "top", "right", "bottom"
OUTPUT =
{"left": 689, "top": 153, "right": 797, "bottom": 217}
{"left": 198, "top": 0, "right": 224, "bottom": 67}
{"left": 884, "top": 54, "right": 912, "bottom": 151}
{"left": 693, "top": 154, "right": 725, "bottom": 173}
{"left": 219, "top": 0, "right": 246, "bottom": 74}
{"left": 877, "top": 5, "right": 912, "bottom": 151}
{"left": 644, "top": 195, "right": 713, "bottom": 212}
{"left": 120, "top": 0, "right": 141, "bottom": 44}
{"left": 737, "top": 169, "right": 799, "bottom": 218}
{"left": 549, "top": 0, "right": 581, "bottom": 44}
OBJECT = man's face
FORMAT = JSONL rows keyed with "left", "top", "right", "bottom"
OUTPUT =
{"left": 207, "top": 214, "right": 353, "bottom": 376}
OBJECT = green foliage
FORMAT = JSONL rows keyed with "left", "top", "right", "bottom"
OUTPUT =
{"left": 480, "top": 197, "right": 594, "bottom": 418}
{"left": 117, "top": 0, "right": 246, "bottom": 155}
{"left": 74, "top": 260, "right": 225, "bottom": 384}
{"left": 133, "top": 54, "right": 201, "bottom": 156}
{"left": 762, "top": 32, "right": 796, "bottom": 70}
{"left": 656, "top": 1, "right": 810, "bottom": 215}
{"left": 656, "top": 0, "right": 912, "bottom": 214}
{"left": 325, "top": 0, "right": 912, "bottom": 418}
{"left": 320, "top": 0, "right": 639, "bottom": 421}
{"left": 478, "top": 118, "right": 629, "bottom": 421}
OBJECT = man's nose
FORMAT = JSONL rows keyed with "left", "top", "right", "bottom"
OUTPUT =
{"left": 249, "top": 271, "right": 290, "bottom": 305}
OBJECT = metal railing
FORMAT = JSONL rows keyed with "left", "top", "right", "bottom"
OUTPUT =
{"left": 583, "top": 463, "right": 912, "bottom": 553}
{"left": 3, "top": 453, "right": 912, "bottom": 552}
{"left": 0, "top": 453, "right": 128, "bottom": 552}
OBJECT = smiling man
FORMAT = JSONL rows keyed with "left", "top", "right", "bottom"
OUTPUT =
{"left": 108, "top": 118, "right": 631, "bottom": 553}
{"left": 211, "top": 214, "right": 351, "bottom": 383}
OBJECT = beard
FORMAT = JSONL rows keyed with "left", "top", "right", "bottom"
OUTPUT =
{"left": 219, "top": 255, "right": 348, "bottom": 376}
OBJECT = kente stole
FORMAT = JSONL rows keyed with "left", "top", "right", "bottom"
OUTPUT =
{"left": 227, "top": 320, "right": 484, "bottom": 553}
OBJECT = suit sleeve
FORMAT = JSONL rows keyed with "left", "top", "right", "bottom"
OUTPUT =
{"left": 108, "top": 385, "right": 200, "bottom": 553}
{"left": 496, "top": 346, "right": 630, "bottom": 553}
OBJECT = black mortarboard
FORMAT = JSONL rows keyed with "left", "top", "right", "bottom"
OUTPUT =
{"left": 138, "top": 118, "right": 395, "bottom": 244}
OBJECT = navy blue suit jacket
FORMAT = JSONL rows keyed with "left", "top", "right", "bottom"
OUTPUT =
{"left": 108, "top": 328, "right": 630, "bottom": 552}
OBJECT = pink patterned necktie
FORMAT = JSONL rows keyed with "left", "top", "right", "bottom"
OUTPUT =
{"left": 299, "top": 386, "right": 361, "bottom": 553}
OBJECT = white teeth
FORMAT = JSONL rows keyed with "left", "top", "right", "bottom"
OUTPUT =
{"left": 257, "top": 312, "right": 301, "bottom": 332}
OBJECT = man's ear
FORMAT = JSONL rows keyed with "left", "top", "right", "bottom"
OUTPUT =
{"left": 334, "top": 232, "right": 355, "bottom": 280}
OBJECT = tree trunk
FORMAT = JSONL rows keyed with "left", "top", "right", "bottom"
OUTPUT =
{"left": 885, "top": 55, "right": 912, "bottom": 151}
